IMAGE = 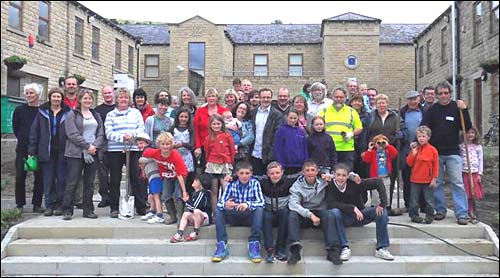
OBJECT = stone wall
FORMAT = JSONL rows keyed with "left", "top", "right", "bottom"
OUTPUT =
{"left": 1, "top": 1, "right": 137, "bottom": 103}
{"left": 139, "top": 44, "right": 170, "bottom": 100}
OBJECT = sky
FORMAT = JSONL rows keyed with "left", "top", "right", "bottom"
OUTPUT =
{"left": 79, "top": 1, "right": 452, "bottom": 25}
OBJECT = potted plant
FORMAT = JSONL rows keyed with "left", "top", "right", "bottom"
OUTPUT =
{"left": 73, "top": 73, "right": 86, "bottom": 85}
{"left": 3, "top": 55, "right": 27, "bottom": 70}
{"left": 480, "top": 59, "right": 499, "bottom": 74}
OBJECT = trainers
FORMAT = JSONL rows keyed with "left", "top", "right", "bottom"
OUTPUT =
{"left": 83, "top": 212, "right": 98, "bottom": 219}
{"left": 141, "top": 211, "right": 155, "bottom": 221}
{"left": 185, "top": 232, "right": 198, "bottom": 242}
{"left": 470, "top": 217, "right": 478, "bottom": 224}
{"left": 147, "top": 215, "right": 165, "bottom": 224}
{"left": 62, "top": 213, "right": 72, "bottom": 221}
{"left": 212, "top": 241, "right": 229, "bottom": 262}
{"left": 411, "top": 216, "right": 424, "bottom": 223}
{"left": 170, "top": 233, "right": 184, "bottom": 243}
{"left": 375, "top": 248, "right": 394, "bottom": 261}
{"left": 434, "top": 212, "right": 446, "bottom": 221}
{"left": 340, "top": 246, "right": 351, "bottom": 261}
{"left": 44, "top": 208, "right": 54, "bottom": 216}
{"left": 97, "top": 200, "right": 109, "bottom": 208}
{"left": 54, "top": 208, "right": 63, "bottom": 216}
{"left": 327, "top": 248, "right": 343, "bottom": 265}
{"left": 457, "top": 218, "right": 468, "bottom": 225}
{"left": 287, "top": 244, "right": 302, "bottom": 265}
{"left": 424, "top": 216, "right": 433, "bottom": 224}
{"left": 110, "top": 210, "right": 119, "bottom": 218}
{"left": 32, "top": 205, "right": 45, "bottom": 213}
{"left": 248, "top": 241, "right": 262, "bottom": 263}
{"left": 275, "top": 248, "right": 288, "bottom": 261}
{"left": 265, "top": 248, "right": 274, "bottom": 263}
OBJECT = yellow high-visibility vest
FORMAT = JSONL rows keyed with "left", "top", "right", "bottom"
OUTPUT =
{"left": 319, "top": 104, "right": 362, "bottom": 151}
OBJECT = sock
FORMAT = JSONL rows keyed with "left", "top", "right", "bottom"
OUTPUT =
{"left": 194, "top": 228, "right": 200, "bottom": 235}
{"left": 177, "top": 230, "right": 184, "bottom": 236}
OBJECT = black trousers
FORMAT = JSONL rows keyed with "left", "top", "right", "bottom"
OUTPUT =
{"left": 15, "top": 150, "right": 44, "bottom": 207}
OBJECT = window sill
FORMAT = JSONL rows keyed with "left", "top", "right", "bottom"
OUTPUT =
{"left": 472, "top": 40, "right": 483, "bottom": 49}
{"left": 142, "top": 77, "right": 161, "bottom": 80}
{"left": 440, "top": 60, "right": 448, "bottom": 67}
{"left": 73, "top": 53, "right": 86, "bottom": 60}
{"left": 91, "top": 59, "right": 102, "bottom": 66}
{"left": 37, "top": 37, "right": 53, "bottom": 47}
{"left": 7, "top": 27, "right": 27, "bottom": 38}
{"left": 488, "top": 31, "right": 499, "bottom": 39}
{"left": 426, "top": 69, "right": 432, "bottom": 74}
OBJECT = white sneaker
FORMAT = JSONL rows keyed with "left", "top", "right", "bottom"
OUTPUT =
{"left": 340, "top": 247, "right": 351, "bottom": 261}
{"left": 147, "top": 215, "right": 165, "bottom": 224}
{"left": 141, "top": 211, "right": 155, "bottom": 221}
{"left": 375, "top": 248, "right": 394, "bottom": 261}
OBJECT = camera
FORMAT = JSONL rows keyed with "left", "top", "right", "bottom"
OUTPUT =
{"left": 410, "top": 142, "right": 419, "bottom": 149}
{"left": 341, "top": 131, "right": 347, "bottom": 137}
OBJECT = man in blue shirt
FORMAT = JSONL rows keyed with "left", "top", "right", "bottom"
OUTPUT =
{"left": 212, "top": 162, "right": 265, "bottom": 263}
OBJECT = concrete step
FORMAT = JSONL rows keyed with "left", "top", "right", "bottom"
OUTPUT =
{"left": 6, "top": 238, "right": 496, "bottom": 257}
{"left": 15, "top": 221, "right": 488, "bottom": 240}
{"left": 2, "top": 255, "right": 498, "bottom": 276}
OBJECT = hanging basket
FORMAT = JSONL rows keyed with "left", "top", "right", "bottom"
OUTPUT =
{"left": 3, "top": 55, "right": 27, "bottom": 71}
{"left": 73, "top": 74, "right": 86, "bottom": 85}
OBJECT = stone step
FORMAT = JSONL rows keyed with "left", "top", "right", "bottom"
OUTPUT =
{"left": 1, "top": 255, "right": 498, "bottom": 276}
{"left": 6, "top": 238, "right": 496, "bottom": 257}
{"left": 16, "top": 221, "right": 488, "bottom": 240}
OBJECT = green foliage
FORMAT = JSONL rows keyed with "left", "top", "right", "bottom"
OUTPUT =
{"left": 480, "top": 59, "right": 499, "bottom": 73}
{"left": 3, "top": 55, "right": 27, "bottom": 65}
{"left": 73, "top": 73, "right": 86, "bottom": 85}
{"left": 1, "top": 208, "right": 22, "bottom": 229}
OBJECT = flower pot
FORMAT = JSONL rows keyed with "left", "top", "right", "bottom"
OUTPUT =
{"left": 481, "top": 64, "right": 498, "bottom": 74}
{"left": 5, "top": 61, "right": 25, "bottom": 71}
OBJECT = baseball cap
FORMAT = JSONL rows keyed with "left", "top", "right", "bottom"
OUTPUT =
{"left": 405, "top": 90, "right": 420, "bottom": 99}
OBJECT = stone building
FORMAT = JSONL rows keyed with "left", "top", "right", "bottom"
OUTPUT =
{"left": 1, "top": 1, "right": 139, "bottom": 103}
{"left": 121, "top": 13, "right": 426, "bottom": 107}
{"left": 415, "top": 1, "right": 499, "bottom": 135}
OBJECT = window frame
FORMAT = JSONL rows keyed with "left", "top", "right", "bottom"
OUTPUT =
{"left": 426, "top": 39, "right": 432, "bottom": 73}
{"left": 418, "top": 46, "right": 424, "bottom": 77}
{"left": 288, "top": 54, "right": 303, "bottom": 77}
{"left": 144, "top": 54, "right": 159, "bottom": 78}
{"left": 38, "top": 1, "right": 50, "bottom": 41}
{"left": 253, "top": 54, "right": 268, "bottom": 77}
{"left": 91, "top": 26, "right": 100, "bottom": 61}
{"left": 440, "top": 26, "right": 448, "bottom": 65}
{"left": 74, "top": 17, "right": 84, "bottom": 55}
{"left": 128, "top": 45, "right": 134, "bottom": 74}
{"left": 473, "top": 1, "right": 483, "bottom": 45}
{"left": 490, "top": 1, "right": 499, "bottom": 34}
{"left": 8, "top": 1, "right": 23, "bottom": 30}
{"left": 115, "top": 38, "right": 122, "bottom": 70}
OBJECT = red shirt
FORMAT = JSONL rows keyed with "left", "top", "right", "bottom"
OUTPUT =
{"left": 193, "top": 104, "right": 227, "bottom": 149}
{"left": 64, "top": 97, "right": 78, "bottom": 110}
{"left": 142, "top": 148, "right": 188, "bottom": 179}
{"left": 362, "top": 144, "right": 398, "bottom": 178}
{"left": 203, "top": 131, "right": 235, "bottom": 164}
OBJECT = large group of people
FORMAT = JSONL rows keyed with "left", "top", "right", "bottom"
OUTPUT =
{"left": 14, "top": 76, "right": 483, "bottom": 266}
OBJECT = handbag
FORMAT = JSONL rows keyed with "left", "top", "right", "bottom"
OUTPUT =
{"left": 24, "top": 156, "right": 39, "bottom": 172}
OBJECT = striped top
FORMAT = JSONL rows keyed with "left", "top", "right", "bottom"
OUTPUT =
{"left": 217, "top": 177, "right": 265, "bottom": 211}
{"left": 104, "top": 107, "right": 145, "bottom": 152}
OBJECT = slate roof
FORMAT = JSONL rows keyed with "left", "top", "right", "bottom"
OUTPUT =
{"left": 121, "top": 22, "right": 427, "bottom": 45}
{"left": 324, "top": 12, "right": 381, "bottom": 23}
{"left": 380, "top": 24, "right": 428, "bottom": 44}
{"left": 120, "top": 24, "right": 170, "bottom": 45}
{"left": 226, "top": 24, "right": 322, "bottom": 44}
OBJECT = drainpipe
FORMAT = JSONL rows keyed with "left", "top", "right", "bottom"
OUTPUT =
{"left": 451, "top": 1, "right": 458, "bottom": 100}
{"left": 64, "top": 2, "right": 71, "bottom": 77}
{"left": 455, "top": 1, "right": 461, "bottom": 100}
{"left": 135, "top": 38, "right": 142, "bottom": 89}
{"left": 414, "top": 42, "right": 418, "bottom": 90}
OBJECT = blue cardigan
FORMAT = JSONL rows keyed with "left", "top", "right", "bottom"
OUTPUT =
{"left": 273, "top": 123, "right": 308, "bottom": 168}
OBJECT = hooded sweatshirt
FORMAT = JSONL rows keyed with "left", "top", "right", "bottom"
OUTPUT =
{"left": 288, "top": 175, "right": 328, "bottom": 218}
{"left": 274, "top": 123, "right": 308, "bottom": 168}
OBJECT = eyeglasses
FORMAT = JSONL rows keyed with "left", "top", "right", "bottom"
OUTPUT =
{"left": 436, "top": 91, "right": 450, "bottom": 96}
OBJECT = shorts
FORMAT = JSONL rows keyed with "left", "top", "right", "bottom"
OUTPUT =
{"left": 187, "top": 210, "right": 210, "bottom": 227}
{"left": 149, "top": 177, "right": 163, "bottom": 194}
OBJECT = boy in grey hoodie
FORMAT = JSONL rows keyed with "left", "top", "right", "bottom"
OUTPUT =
{"left": 287, "top": 160, "right": 342, "bottom": 265}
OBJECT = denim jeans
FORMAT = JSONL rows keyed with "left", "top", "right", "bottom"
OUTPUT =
{"left": 62, "top": 156, "right": 97, "bottom": 214}
{"left": 288, "top": 210, "right": 340, "bottom": 251}
{"left": 434, "top": 155, "right": 468, "bottom": 219}
{"left": 215, "top": 206, "right": 264, "bottom": 244}
{"left": 40, "top": 152, "right": 67, "bottom": 209}
{"left": 162, "top": 178, "right": 182, "bottom": 202}
{"left": 15, "top": 150, "right": 43, "bottom": 207}
{"left": 330, "top": 207, "right": 389, "bottom": 249}
{"left": 409, "top": 183, "right": 434, "bottom": 218}
{"left": 263, "top": 207, "right": 289, "bottom": 251}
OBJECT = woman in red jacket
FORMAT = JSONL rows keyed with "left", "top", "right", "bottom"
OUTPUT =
{"left": 203, "top": 114, "right": 235, "bottom": 220}
{"left": 193, "top": 88, "right": 228, "bottom": 171}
